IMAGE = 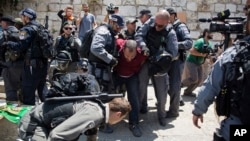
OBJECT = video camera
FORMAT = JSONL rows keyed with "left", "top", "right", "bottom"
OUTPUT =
{"left": 199, "top": 9, "right": 246, "bottom": 49}
{"left": 106, "top": 3, "right": 115, "bottom": 14}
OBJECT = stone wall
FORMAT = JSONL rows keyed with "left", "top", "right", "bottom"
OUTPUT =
{"left": 0, "top": 0, "right": 247, "bottom": 40}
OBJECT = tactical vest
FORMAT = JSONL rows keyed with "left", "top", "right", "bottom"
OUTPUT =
{"left": 58, "top": 36, "right": 80, "bottom": 62}
{"left": 216, "top": 41, "right": 250, "bottom": 125}
{"left": 88, "top": 26, "right": 116, "bottom": 64}
{"left": 146, "top": 26, "right": 169, "bottom": 56}
{"left": 42, "top": 101, "right": 74, "bottom": 128}
{"left": 1, "top": 27, "right": 21, "bottom": 61}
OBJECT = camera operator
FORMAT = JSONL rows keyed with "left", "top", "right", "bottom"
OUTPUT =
{"left": 182, "top": 29, "right": 213, "bottom": 97}
{"left": 103, "top": 3, "right": 119, "bottom": 23}
{"left": 192, "top": 1, "right": 250, "bottom": 141}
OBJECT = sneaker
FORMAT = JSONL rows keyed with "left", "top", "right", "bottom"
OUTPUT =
{"left": 180, "top": 100, "right": 185, "bottom": 106}
{"left": 158, "top": 118, "right": 166, "bottom": 126}
{"left": 165, "top": 111, "right": 179, "bottom": 118}
{"left": 99, "top": 124, "right": 113, "bottom": 133}
{"left": 183, "top": 93, "right": 196, "bottom": 97}
{"left": 129, "top": 124, "right": 142, "bottom": 137}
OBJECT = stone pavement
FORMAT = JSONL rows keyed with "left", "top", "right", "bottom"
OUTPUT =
{"left": 0, "top": 81, "right": 219, "bottom": 141}
{"left": 80, "top": 85, "right": 219, "bottom": 141}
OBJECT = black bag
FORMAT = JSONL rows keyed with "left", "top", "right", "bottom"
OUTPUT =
{"left": 215, "top": 42, "right": 250, "bottom": 124}
{"left": 80, "top": 29, "right": 95, "bottom": 58}
{"left": 47, "top": 72, "right": 98, "bottom": 98}
{"left": 31, "top": 24, "right": 53, "bottom": 59}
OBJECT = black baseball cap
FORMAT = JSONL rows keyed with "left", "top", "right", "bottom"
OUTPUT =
{"left": 137, "top": 9, "right": 152, "bottom": 18}
{"left": 166, "top": 8, "right": 177, "bottom": 15}
{"left": 0, "top": 15, "right": 15, "bottom": 23}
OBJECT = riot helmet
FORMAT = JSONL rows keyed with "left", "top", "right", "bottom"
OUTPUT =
{"left": 77, "top": 58, "right": 89, "bottom": 71}
{"left": 19, "top": 8, "right": 37, "bottom": 20}
{"left": 149, "top": 50, "right": 172, "bottom": 75}
{"left": 55, "top": 50, "right": 72, "bottom": 71}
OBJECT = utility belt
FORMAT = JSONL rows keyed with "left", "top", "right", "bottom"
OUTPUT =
{"left": 25, "top": 59, "right": 46, "bottom": 68}
{"left": 89, "top": 62, "right": 114, "bottom": 93}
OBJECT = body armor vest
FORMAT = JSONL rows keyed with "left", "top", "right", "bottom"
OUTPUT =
{"left": 58, "top": 36, "right": 79, "bottom": 62}
{"left": 146, "top": 27, "right": 168, "bottom": 56}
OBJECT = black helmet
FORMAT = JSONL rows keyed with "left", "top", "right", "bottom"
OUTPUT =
{"left": 77, "top": 58, "right": 89, "bottom": 71}
{"left": 19, "top": 8, "right": 37, "bottom": 20}
{"left": 149, "top": 50, "right": 172, "bottom": 75}
{"left": 56, "top": 50, "right": 72, "bottom": 61}
{"left": 55, "top": 51, "right": 72, "bottom": 71}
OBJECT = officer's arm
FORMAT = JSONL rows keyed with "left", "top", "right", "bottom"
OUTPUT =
{"left": 192, "top": 54, "right": 225, "bottom": 116}
{"left": 7, "top": 28, "right": 33, "bottom": 52}
{"left": 90, "top": 29, "right": 113, "bottom": 64}
{"left": 134, "top": 18, "right": 153, "bottom": 48}
{"left": 57, "top": 10, "right": 64, "bottom": 20}
{"left": 48, "top": 103, "right": 104, "bottom": 141}
{"left": 165, "top": 30, "right": 178, "bottom": 57}
{"left": 177, "top": 24, "right": 193, "bottom": 50}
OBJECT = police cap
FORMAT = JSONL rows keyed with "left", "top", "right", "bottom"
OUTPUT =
{"left": 0, "top": 16, "right": 15, "bottom": 23}
{"left": 137, "top": 9, "right": 152, "bottom": 18}
{"left": 166, "top": 8, "right": 177, "bottom": 15}
{"left": 109, "top": 14, "right": 124, "bottom": 27}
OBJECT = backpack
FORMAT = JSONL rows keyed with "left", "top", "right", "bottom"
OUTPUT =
{"left": 31, "top": 24, "right": 53, "bottom": 59}
{"left": 46, "top": 72, "right": 99, "bottom": 98}
{"left": 215, "top": 41, "right": 250, "bottom": 124}
{"left": 80, "top": 29, "right": 95, "bottom": 58}
{"left": 80, "top": 24, "right": 112, "bottom": 58}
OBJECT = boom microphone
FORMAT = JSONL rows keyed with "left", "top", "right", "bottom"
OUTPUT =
{"left": 198, "top": 18, "right": 212, "bottom": 22}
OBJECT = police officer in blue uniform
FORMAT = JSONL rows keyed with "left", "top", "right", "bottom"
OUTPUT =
{"left": 0, "top": 16, "right": 23, "bottom": 102}
{"left": 135, "top": 10, "right": 178, "bottom": 126}
{"left": 88, "top": 14, "right": 124, "bottom": 133}
{"left": 192, "top": 1, "right": 250, "bottom": 140}
{"left": 166, "top": 8, "right": 193, "bottom": 117}
{"left": 3, "top": 8, "right": 49, "bottom": 105}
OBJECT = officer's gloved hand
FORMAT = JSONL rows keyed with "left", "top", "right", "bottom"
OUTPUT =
{"left": 109, "top": 57, "right": 118, "bottom": 67}
{"left": 141, "top": 46, "right": 150, "bottom": 56}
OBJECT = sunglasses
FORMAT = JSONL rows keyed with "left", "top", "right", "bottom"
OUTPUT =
{"left": 64, "top": 27, "right": 73, "bottom": 30}
{"left": 155, "top": 23, "right": 165, "bottom": 28}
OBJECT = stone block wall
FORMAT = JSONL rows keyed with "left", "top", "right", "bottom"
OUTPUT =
{"left": 0, "top": 0, "right": 247, "bottom": 40}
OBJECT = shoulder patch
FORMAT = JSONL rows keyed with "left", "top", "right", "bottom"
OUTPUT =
{"left": 19, "top": 31, "right": 27, "bottom": 40}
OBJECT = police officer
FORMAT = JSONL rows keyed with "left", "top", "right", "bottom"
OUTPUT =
{"left": 0, "top": 16, "right": 23, "bottom": 102}
{"left": 135, "top": 10, "right": 178, "bottom": 126}
{"left": 165, "top": 8, "right": 193, "bottom": 116}
{"left": 88, "top": 14, "right": 124, "bottom": 93}
{"left": 118, "top": 18, "right": 138, "bottom": 39}
{"left": 88, "top": 13, "right": 124, "bottom": 133}
{"left": 50, "top": 50, "right": 72, "bottom": 81}
{"left": 3, "top": 8, "right": 48, "bottom": 105}
{"left": 17, "top": 97, "right": 131, "bottom": 141}
{"left": 54, "top": 21, "right": 82, "bottom": 72}
{"left": 192, "top": 1, "right": 250, "bottom": 141}
{"left": 136, "top": 9, "right": 153, "bottom": 114}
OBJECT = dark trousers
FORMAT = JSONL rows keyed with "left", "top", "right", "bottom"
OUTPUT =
{"left": 2, "top": 60, "right": 23, "bottom": 101}
{"left": 114, "top": 73, "right": 140, "bottom": 124}
{"left": 21, "top": 62, "right": 48, "bottom": 105}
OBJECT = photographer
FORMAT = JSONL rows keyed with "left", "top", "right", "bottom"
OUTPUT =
{"left": 103, "top": 3, "right": 119, "bottom": 23}
{"left": 182, "top": 29, "right": 213, "bottom": 97}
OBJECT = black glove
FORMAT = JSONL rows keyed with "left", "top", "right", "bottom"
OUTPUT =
{"left": 109, "top": 57, "right": 118, "bottom": 67}
{"left": 141, "top": 46, "right": 150, "bottom": 56}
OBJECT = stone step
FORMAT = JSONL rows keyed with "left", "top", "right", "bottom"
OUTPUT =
{"left": 0, "top": 80, "right": 4, "bottom": 93}
{"left": 0, "top": 93, "right": 6, "bottom": 99}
